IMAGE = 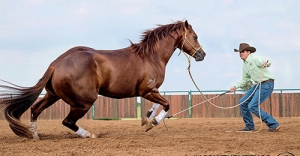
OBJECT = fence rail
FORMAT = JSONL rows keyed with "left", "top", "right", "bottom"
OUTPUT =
{"left": 0, "top": 89, "right": 299, "bottom": 120}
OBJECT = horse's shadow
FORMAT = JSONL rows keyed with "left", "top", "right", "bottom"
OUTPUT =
{"left": 0, "top": 131, "right": 109, "bottom": 142}
{"left": 37, "top": 131, "right": 110, "bottom": 140}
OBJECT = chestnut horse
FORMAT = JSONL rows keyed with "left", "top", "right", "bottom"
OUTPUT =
{"left": 0, "top": 20, "right": 206, "bottom": 139}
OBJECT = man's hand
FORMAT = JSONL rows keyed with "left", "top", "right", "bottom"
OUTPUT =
{"left": 263, "top": 60, "right": 269, "bottom": 68}
{"left": 229, "top": 86, "right": 236, "bottom": 92}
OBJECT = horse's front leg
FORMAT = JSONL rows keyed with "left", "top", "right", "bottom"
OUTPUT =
{"left": 141, "top": 103, "right": 160, "bottom": 126}
{"left": 141, "top": 88, "right": 169, "bottom": 132}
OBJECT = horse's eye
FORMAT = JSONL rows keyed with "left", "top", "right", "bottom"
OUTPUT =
{"left": 193, "top": 36, "right": 198, "bottom": 41}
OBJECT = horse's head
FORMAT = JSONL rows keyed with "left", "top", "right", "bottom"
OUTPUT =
{"left": 178, "top": 20, "right": 206, "bottom": 62}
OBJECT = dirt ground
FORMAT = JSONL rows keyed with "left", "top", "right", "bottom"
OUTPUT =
{"left": 0, "top": 118, "right": 299, "bottom": 156}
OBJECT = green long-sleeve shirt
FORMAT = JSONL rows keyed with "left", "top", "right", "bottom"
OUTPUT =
{"left": 236, "top": 53, "right": 274, "bottom": 89}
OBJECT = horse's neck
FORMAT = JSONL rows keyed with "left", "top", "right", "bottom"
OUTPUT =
{"left": 156, "top": 35, "right": 180, "bottom": 66}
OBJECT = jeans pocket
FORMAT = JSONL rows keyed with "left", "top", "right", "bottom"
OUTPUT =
{"left": 261, "top": 82, "right": 273, "bottom": 94}
{"left": 262, "top": 83, "right": 270, "bottom": 90}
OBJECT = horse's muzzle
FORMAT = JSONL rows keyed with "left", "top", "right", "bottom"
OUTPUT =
{"left": 194, "top": 50, "right": 206, "bottom": 61}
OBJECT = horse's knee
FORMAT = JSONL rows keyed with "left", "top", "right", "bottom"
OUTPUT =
{"left": 163, "top": 105, "right": 170, "bottom": 111}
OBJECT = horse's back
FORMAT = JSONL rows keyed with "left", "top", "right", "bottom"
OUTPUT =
{"left": 52, "top": 46, "right": 99, "bottom": 77}
{"left": 49, "top": 46, "right": 143, "bottom": 101}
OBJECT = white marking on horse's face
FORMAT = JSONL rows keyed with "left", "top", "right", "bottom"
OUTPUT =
{"left": 148, "top": 78, "right": 156, "bottom": 84}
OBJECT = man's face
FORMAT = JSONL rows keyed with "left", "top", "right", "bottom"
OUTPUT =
{"left": 239, "top": 50, "right": 251, "bottom": 61}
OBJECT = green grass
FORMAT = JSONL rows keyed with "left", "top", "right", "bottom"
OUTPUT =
{"left": 93, "top": 118, "right": 121, "bottom": 120}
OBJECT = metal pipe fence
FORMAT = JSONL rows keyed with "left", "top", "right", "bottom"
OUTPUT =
{"left": 1, "top": 89, "right": 299, "bottom": 120}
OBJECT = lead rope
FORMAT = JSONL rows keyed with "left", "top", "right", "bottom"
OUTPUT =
{"left": 164, "top": 52, "right": 266, "bottom": 133}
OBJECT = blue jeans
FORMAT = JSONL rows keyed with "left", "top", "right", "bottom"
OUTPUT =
{"left": 239, "top": 81, "right": 279, "bottom": 130}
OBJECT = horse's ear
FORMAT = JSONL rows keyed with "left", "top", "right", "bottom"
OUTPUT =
{"left": 184, "top": 20, "right": 189, "bottom": 29}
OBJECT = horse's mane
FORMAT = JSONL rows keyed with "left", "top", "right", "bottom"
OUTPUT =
{"left": 130, "top": 21, "right": 185, "bottom": 59}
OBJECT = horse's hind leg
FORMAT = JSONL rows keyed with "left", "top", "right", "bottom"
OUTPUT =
{"left": 62, "top": 106, "right": 97, "bottom": 138}
{"left": 30, "top": 93, "right": 59, "bottom": 139}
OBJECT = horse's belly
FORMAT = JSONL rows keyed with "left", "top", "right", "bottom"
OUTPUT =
{"left": 98, "top": 89, "right": 137, "bottom": 99}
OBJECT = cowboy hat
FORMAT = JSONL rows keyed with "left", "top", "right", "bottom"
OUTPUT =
{"left": 234, "top": 43, "right": 256, "bottom": 53}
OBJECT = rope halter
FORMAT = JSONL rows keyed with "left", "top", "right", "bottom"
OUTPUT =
{"left": 178, "top": 28, "right": 202, "bottom": 58}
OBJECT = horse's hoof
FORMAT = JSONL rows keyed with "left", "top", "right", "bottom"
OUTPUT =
{"left": 90, "top": 134, "right": 97, "bottom": 138}
{"left": 85, "top": 133, "right": 97, "bottom": 138}
{"left": 145, "top": 123, "right": 154, "bottom": 132}
{"left": 29, "top": 122, "right": 39, "bottom": 139}
{"left": 145, "top": 119, "right": 158, "bottom": 132}
{"left": 141, "top": 117, "right": 148, "bottom": 126}
{"left": 31, "top": 131, "right": 40, "bottom": 139}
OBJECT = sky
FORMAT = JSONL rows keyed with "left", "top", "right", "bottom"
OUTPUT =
{"left": 0, "top": 0, "right": 299, "bottom": 94}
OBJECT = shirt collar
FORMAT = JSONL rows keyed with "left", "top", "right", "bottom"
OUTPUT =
{"left": 243, "top": 54, "right": 253, "bottom": 64}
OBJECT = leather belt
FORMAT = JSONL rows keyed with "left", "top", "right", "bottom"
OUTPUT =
{"left": 261, "top": 79, "right": 274, "bottom": 83}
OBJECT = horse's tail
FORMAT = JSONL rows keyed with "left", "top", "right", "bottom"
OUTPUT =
{"left": 0, "top": 66, "right": 55, "bottom": 138}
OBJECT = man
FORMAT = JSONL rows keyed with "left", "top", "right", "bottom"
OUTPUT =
{"left": 229, "top": 43, "right": 280, "bottom": 132}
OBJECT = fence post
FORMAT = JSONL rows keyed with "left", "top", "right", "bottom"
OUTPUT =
{"left": 92, "top": 104, "right": 95, "bottom": 120}
{"left": 233, "top": 91, "right": 236, "bottom": 117}
{"left": 136, "top": 97, "right": 141, "bottom": 119}
{"left": 279, "top": 90, "right": 283, "bottom": 117}
{"left": 188, "top": 90, "right": 192, "bottom": 118}
{"left": 113, "top": 99, "right": 117, "bottom": 118}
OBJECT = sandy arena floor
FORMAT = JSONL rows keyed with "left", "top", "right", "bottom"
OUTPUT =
{"left": 0, "top": 118, "right": 299, "bottom": 156}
